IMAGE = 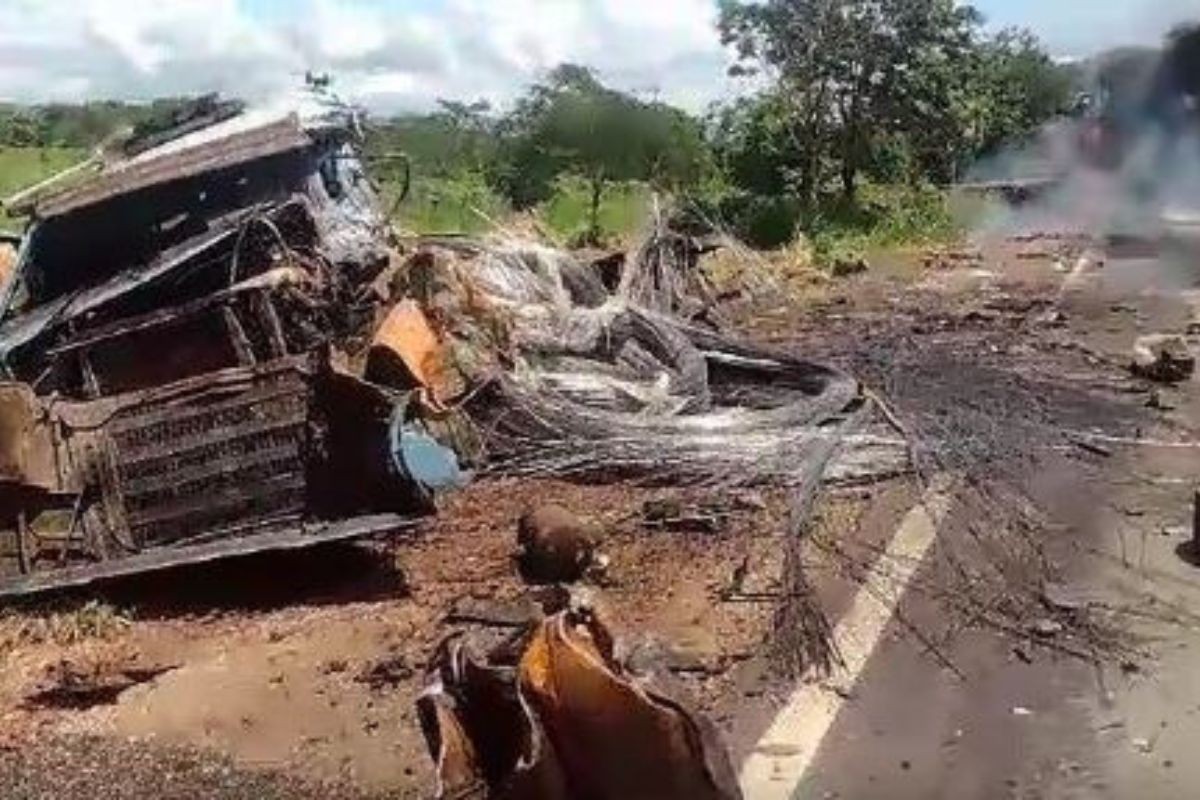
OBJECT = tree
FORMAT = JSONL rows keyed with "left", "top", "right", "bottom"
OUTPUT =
{"left": 962, "top": 29, "right": 1073, "bottom": 160}
{"left": 719, "top": 0, "right": 981, "bottom": 205}
{"left": 495, "top": 65, "right": 708, "bottom": 236}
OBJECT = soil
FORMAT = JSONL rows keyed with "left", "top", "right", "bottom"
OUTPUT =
{"left": 0, "top": 227, "right": 1193, "bottom": 798}
{"left": 0, "top": 480, "right": 822, "bottom": 798}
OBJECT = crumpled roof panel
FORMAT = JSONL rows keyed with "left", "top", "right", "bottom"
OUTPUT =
{"left": 18, "top": 115, "right": 313, "bottom": 220}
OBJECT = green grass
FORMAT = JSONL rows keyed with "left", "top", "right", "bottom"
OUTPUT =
{"left": 805, "top": 183, "right": 962, "bottom": 267}
{"left": 378, "top": 171, "right": 654, "bottom": 244}
{"left": 0, "top": 146, "right": 86, "bottom": 223}
{"left": 538, "top": 177, "right": 652, "bottom": 244}
{"left": 383, "top": 171, "right": 510, "bottom": 236}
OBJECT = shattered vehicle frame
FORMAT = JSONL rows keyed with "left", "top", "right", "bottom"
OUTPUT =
{"left": 0, "top": 90, "right": 439, "bottom": 597}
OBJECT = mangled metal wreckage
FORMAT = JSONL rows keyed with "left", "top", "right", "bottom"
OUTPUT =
{"left": 0, "top": 92, "right": 455, "bottom": 596}
{"left": 0, "top": 90, "right": 903, "bottom": 601}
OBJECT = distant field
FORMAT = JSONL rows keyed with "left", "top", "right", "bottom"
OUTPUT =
{"left": 0, "top": 147, "right": 653, "bottom": 244}
{"left": 0, "top": 146, "right": 85, "bottom": 206}
{"left": 540, "top": 178, "right": 653, "bottom": 243}
{"left": 378, "top": 172, "right": 655, "bottom": 243}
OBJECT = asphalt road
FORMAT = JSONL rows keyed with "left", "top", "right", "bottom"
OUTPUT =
{"left": 747, "top": 250, "right": 1200, "bottom": 799}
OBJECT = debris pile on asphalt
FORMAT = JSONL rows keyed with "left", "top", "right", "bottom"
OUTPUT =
{"left": 0, "top": 85, "right": 905, "bottom": 599}
{"left": 1131, "top": 333, "right": 1196, "bottom": 383}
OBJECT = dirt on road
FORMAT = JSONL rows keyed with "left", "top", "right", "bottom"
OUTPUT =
{"left": 1, "top": 230, "right": 1198, "bottom": 799}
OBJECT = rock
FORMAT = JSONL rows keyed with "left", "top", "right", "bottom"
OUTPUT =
{"left": 1040, "top": 583, "right": 1090, "bottom": 613}
{"left": 516, "top": 504, "right": 598, "bottom": 585}
{"left": 1029, "top": 618, "right": 1065, "bottom": 638}
{"left": 355, "top": 655, "right": 414, "bottom": 691}
{"left": 446, "top": 595, "right": 543, "bottom": 628}
{"left": 830, "top": 257, "right": 868, "bottom": 277}
{"left": 1146, "top": 391, "right": 1176, "bottom": 411}
{"left": 1131, "top": 334, "right": 1195, "bottom": 383}
{"left": 1037, "top": 309, "right": 1069, "bottom": 328}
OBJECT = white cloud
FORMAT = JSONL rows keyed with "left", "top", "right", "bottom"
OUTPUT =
{"left": 0, "top": 0, "right": 739, "bottom": 114}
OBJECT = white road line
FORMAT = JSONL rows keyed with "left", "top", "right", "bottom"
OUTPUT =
{"left": 739, "top": 486, "right": 954, "bottom": 800}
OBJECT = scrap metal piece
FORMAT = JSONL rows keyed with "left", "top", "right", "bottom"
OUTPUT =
{"left": 418, "top": 637, "right": 569, "bottom": 800}
{"left": 13, "top": 116, "right": 312, "bottom": 219}
{"left": 0, "top": 382, "right": 56, "bottom": 491}
{"left": 518, "top": 610, "right": 741, "bottom": 800}
{"left": 0, "top": 513, "right": 415, "bottom": 599}
{"left": 389, "top": 415, "right": 469, "bottom": 497}
{"left": 418, "top": 608, "right": 742, "bottom": 800}
{"left": 0, "top": 237, "right": 16, "bottom": 290}
{"left": 1131, "top": 334, "right": 1195, "bottom": 383}
{"left": 367, "top": 299, "right": 456, "bottom": 399}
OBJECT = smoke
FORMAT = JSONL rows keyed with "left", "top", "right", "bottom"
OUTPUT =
{"left": 966, "top": 24, "right": 1200, "bottom": 252}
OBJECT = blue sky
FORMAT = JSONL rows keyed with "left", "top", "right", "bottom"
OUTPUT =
{"left": 971, "top": 0, "right": 1197, "bottom": 56}
{"left": 0, "top": 0, "right": 1196, "bottom": 111}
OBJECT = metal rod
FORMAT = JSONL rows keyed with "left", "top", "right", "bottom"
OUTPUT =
{"left": 15, "top": 511, "right": 30, "bottom": 575}
{"left": 1192, "top": 490, "right": 1200, "bottom": 558}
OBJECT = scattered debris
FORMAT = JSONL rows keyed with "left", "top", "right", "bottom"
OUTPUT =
{"left": 1068, "top": 437, "right": 1114, "bottom": 458}
{"left": 516, "top": 505, "right": 600, "bottom": 585}
{"left": 416, "top": 604, "right": 742, "bottom": 799}
{"left": 0, "top": 83, "right": 906, "bottom": 604}
{"left": 1040, "top": 583, "right": 1091, "bottom": 614}
{"left": 1029, "top": 618, "right": 1066, "bottom": 638}
{"left": 355, "top": 654, "right": 415, "bottom": 692}
{"left": 25, "top": 657, "right": 176, "bottom": 710}
{"left": 1145, "top": 390, "right": 1176, "bottom": 411}
{"left": 1131, "top": 334, "right": 1195, "bottom": 383}
{"left": 1191, "top": 490, "right": 1200, "bottom": 563}
{"left": 446, "top": 595, "right": 545, "bottom": 629}
{"left": 922, "top": 247, "right": 983, "bottom": 270}
{"left": 830, "top": 256, "right": 868, "bottom": 277}
{"left": 641, "top": 497, "right": 738, "bottom": 534}
{"left": 1036, "top": 309, "right": 1069, "bottom": 328}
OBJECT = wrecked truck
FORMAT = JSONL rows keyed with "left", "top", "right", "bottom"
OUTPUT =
{"left": 0, "top": 90, "right": 458, "bottom": 597}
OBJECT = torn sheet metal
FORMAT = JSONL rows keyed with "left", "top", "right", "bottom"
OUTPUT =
{"left": 15, "top": 116, "right": 313, "bottom": 220}
{"left": 417, "top": 607, "right": 742, "bottom": 800}
{"left": 397, "top": 238, "right": 892, "bottom": 489}
{"left": 367, "top": 299, "right": 453, "bottom": 397}
{"left": 0, "top": 235, "right": 16, "bottom": 291}
{"left": 0, "top": 382, "right": 55, "bottom": 492}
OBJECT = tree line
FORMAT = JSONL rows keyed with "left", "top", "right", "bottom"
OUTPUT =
{"left": 4, "top": 5, "right": 1193, "bottom": 246}
{"left": 371, "top": 0, "right": 1079, "bottom": 245}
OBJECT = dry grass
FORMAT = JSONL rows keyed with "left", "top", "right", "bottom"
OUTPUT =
{"left": 703, "top": 235, "right": 833, "bottom": 307}
{"left": 0, "top": 601, "right": 132, "bottom": 658}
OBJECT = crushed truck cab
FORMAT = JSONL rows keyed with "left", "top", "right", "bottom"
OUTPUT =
{"left": 0, "top": 88, "right": 455, "bottom": 597}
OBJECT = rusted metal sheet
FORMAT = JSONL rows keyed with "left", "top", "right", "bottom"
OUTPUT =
{"left": 366, "top": 300, "right": 455, "bottom": 400}
{"left": 86, "top": 357, "right": 313, "bottom": 548}
{"left": 0, "top": 239, "right": 15, "bottom": 290}
{"left": 0, "top": 383, "right": 56, "bottom": 491}
{"left": 0, "top": 514, "right": 416, "bottom": 599}
{"left": 18, "top": 116, "right": 312, "bottom": 219}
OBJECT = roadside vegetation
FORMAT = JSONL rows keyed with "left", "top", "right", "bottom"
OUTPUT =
{"left": 0, "top": 1, "right": 1081, "bottom": 266}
